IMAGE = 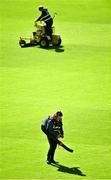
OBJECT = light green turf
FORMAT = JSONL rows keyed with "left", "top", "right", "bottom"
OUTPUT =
{"left": 0, "top": 0, "right": 111, "bottom": 179}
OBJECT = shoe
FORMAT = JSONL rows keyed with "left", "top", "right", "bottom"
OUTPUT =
{"left": 51, "top": 160, "right": 59, "bottom": 164}
{"left": 46, "top": 160, "right": 52, "bottom": 164}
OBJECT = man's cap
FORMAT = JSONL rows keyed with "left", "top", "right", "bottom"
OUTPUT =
{"left": 38, "top": 5, "right": 44, "bottom": 10}
{"left": 55, "top": 111, "right": 63, "bottom": 117}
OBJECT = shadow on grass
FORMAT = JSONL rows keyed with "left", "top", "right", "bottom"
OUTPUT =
{"left": 20, "top": 43, "right": 37, "bottom": 48}
{"left": 41, "top": 45, "right": 65, "bottom": 53}
{"left": 51, "top": 163, "right": 86, "bottom": 176}
{"left": 20, "top": 43, "right": 65, "bottom": 53}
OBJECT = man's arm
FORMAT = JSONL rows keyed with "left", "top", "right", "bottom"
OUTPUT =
{"left": 59, "top": 120, "right": 64, "bottom": 138}
{"left": 35, "top": 11, "right": 47, "bottom": 22}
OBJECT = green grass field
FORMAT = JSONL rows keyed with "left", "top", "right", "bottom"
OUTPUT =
{"left": 0, "top": 0, "right": 111, "bottom": 179}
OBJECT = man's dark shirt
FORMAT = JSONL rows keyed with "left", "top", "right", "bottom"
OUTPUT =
{"left": 42, "top": 116, "right": 64, "bottom": 138}
{"left": 36, "top": 9, "right": 52, "bottom": 24}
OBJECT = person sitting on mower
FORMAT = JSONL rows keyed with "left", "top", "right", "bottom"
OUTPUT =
{"left": 35, "top": 5, "right": 53, "bottom": 38}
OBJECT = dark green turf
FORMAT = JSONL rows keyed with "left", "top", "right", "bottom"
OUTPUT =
{"left": 0, "top": 0, "right": 111, "bottom": 179}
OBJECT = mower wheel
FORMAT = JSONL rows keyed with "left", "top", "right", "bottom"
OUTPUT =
{"left": 19, "top": 39, "right": 26, "bottom": 47}
{"left": 53, "top": 38, "right": 62, "bottom": 46}
{"left": 40, "top": 37, "right": 49, "bottom": 48}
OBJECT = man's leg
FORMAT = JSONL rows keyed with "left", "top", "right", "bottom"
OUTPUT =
{"left": 50, "top": 140, "right": 57, "bottom": 162}
{"left": 45, "top": 24, "right": 52, "bottom": 38}
{"left": 47, "top": 137, "right": 57, "bottom": 163}
{"left": 47, "top": 137, "right": 53, "bottom": 162}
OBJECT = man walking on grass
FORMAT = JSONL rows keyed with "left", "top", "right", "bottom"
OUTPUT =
{"left": 41, "top": 111, "right": 64, "bottom": 164}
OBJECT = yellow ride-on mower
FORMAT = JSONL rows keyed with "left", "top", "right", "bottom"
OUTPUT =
{"left": 19, "top": 20, "right": 62, "bottom": 48}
